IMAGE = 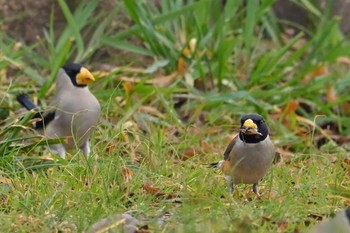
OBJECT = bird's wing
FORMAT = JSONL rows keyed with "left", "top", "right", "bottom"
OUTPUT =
{"left": 16, "top": 94, "right": 38, "bottom": 111}
{"left": 223, "top": 134, "right": 238, "bottom": 160}
{"left": 16, "top": 94, "right": 56, "bottom": 130}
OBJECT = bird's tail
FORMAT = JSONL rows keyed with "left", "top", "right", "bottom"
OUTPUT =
{"left": 16, "top": 94, "right": 38, "bottom": 111}
{"left": 207, "top": 160, "right": 224, "bottom": 168}
{"left": 16, "top": 94, "right": 49, "bottom": 130}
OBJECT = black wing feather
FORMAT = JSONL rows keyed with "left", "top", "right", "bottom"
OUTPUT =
{"left": 16, "top": 94, "right": 38, "bottom": 110}
{"left": 16, "top": 94, "right": 56, "bottom": 130}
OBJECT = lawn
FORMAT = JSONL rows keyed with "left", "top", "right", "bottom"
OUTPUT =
{"left": 1, "top": 0, "right": 350, "bottom": 232}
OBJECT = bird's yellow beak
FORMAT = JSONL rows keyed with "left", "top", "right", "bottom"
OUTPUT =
{"left": 76, "top": 67, "right": 95, "bottom": 85}
{"left": 241, "top": 119, "right": 261, "bottom": 135}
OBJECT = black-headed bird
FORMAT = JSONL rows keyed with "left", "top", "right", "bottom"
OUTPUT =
{"left": 16, "top": 63, "right": 101, "bottom": 159}
{"left": 210, "top": 113, "right": 275, "bottom": 196}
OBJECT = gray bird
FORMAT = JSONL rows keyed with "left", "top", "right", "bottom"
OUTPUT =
{"left": 16, "top": 63, "right": 101, "bottom": 159}
{"left": 210, "top": 113, "right": 275, "bottom": 196}
{"left": 308, "top": 208, "right": 350, "bottom": 233}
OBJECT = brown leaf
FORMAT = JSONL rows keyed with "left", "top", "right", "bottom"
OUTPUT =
{"left": 142, "top": 181, "right": 177, "bottom": 199}
{"left": 181, "top": 146, "right": 202, "bottom": 161}
{"left": 123, "top": 81, "right": 134, "bottom": 92}
{"left": 105, "top": 143, "right": 116, "bottom": 154}
{"left": 342, "top": 158, "right": 350, "bottom": 177}
{"left": 341, "top": 101, "right": 350, "bottom": 116}
{"left": 296, "top": 115, "right": 331, "bottom": 141}
{"left": 262, "top": 215, "right": 272, "bottom": 221}
{"left": 277, "top": 219, "right": 288, "bottom": 233}
{"left": 275, "top": 147, "right": 294, "bottom": 158}
{"left": 177, "top": 57, "right": 187, "bottom": 75}
{"left": 337, "top": 56, "right": 350, "bottom": 66}
{"left": 283, "top": 100, "right": 299, "bottom": 116}
{"left": 177, "top": 38, "right": 197, "bottom": 76}
{"left": 302, "top": 65, "right": 329, "bottom": 84}
{"left": 326, "top": 85, "right": 337, "bottom": 103}
{"left": 151, "top": 72, "right": 178, "bottom": 87}
{"left": 139, "top": 105, "right": 165, "bottom": 119}
{"left": 200, "top": 140, "right": 212, "bottom": 152}
{"left": 122, "top": 167, "right": 133, "bottom": 182}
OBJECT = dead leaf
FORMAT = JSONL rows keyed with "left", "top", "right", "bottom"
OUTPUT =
{"left": 123, "top": 81, "right": 133, "bottom": 92}
{"left": 326, "top": 85, "right": 337, "bottom": 103}
{"left": 142, "top": 181, "right": 177, "bottom": 199}
{"left": 150, "top": 72, "right": 178, "bottom": 87}
{"left": 177, "top": 37, "right": 197, "bottom": 76}
{"left": 342, "top": 158, "right": 350, "bottom": 177}
{"left": 177, "top": 57, "right": 187, "bottom": 76}
{"left": 262, "top": 215, "right": 272, "bottom": 221}
{"left": 105, "top": 143, "right": 116, "bottom": 154}
{"left": 302, "top": 65, "right": 329, "bottom": 84}
{"left": 275, "top": 147, "right": 294, "bottom": 158}
{"left": 283, "top": 100, "right": 299, "bottom": 116}
{"left": 280, "top": 100, "right": 299, "bottom": 129}
{"left": 139, "top": 105, "right": 165, "bottom": 119}
{"left": 200, "top": 140, "right": 212, "bottom": 152}
{"left": 337, "top": 56, "right": 350, "bottom": 66}
{"left": 277, "top": 219, "right": 288, "bottom": 233}
{"left": 181, "top": 146, "right": 202, "bottom": 161}
{"left": 122, "top": 167, "right": 133, "bottom": 182}
{"left": 296, "top": 115, "right": 331, "bottom": 141}
{"left": 0, "top": 177, "right": 12, "bottom": 193}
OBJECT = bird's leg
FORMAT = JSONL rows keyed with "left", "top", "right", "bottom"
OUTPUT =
{"left": 252, "top": 183, "right": 261, "bottom": 197}
{"left": 50, "top": 144, "right": 66, "bottom": 159}
{"left": 225, "top": 176, "right": 234, "bottom": 194}
{"left": 80, "top": 140, "right": 91, "bottom": 157}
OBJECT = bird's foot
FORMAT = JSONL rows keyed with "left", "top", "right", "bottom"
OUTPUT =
{"left": 50, "top": 144, "right": 66, "bottom": 159}
{"left": 80, "top": 140, "right": 91, "bottom": 157}
{"left": 252, "top": 183, "right": 261, "bottom": 199}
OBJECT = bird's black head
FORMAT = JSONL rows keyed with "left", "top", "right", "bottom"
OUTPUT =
{"left": 239, "top": 113, "right": 269, "bottom": 143}
{"left": 62, "top": 63, "right": 95, "bottom": 88}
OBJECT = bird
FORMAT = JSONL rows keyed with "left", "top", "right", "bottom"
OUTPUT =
{"left": 210, "top": 113, "right": 275, "bottom": 196}
{"left": 16, "top": 63, "right": 101, "bottom": 159}
{"left": 308, "top": 208, "right": 350, "bottom": 233}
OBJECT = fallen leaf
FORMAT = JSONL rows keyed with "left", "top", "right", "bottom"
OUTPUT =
{"left": 283, "top": 100, "right": 299, "bottom": 116}
{"left": 122, "top": 167, "right": 133, "bottom": 182}
{"left": 177, "top": 56, "right": 187, "bottom": 75}
{"left": 277, "top": 219, "right": 288, "bottom": 233}
{"left": 326, "top": 85, "right": 337, "bottom": 103}
{"left": 142, "top": 181, "right": 178, "bottom": 199}
{"left": 181, "top": 146, "right": 202, "bottom": 161}
{"left": 177, "top": 37, "right": 197, "bottom": 76}
{"left": 342, "top": 158, "right": 350, "bottom": 177}
{"left": 337, "top": 56, "right": 350, "bottom": 66}
{"left": 123, "top": 81, "right": 133, "bottom": 92}
{"left": 200, "top": 140, "right": 212, "bottom": 152}
{"left": 139, "top": 105, "right": 165, "bottom": 119}
{"left": 151, "top": 72, "right": 179, "bottom": 87}
{"left": 262, "top": 215, "right": 272, "bottom": 221}
{"left": 275, "top": 147, "right": 294, "bottom": 158}
{"left": 302, "top": 64, "right": 329, "bottom": 84}
{"left": 296, "top": 115, "right": 331, "bottom": 141}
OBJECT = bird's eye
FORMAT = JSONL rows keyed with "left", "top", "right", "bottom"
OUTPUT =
{"left": 259, "top": 120, "right": 264, "bottom": 124}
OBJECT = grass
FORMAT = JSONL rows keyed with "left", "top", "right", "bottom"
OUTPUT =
{"left": 1, "top": 0, "right": 350, "bottom": 232}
